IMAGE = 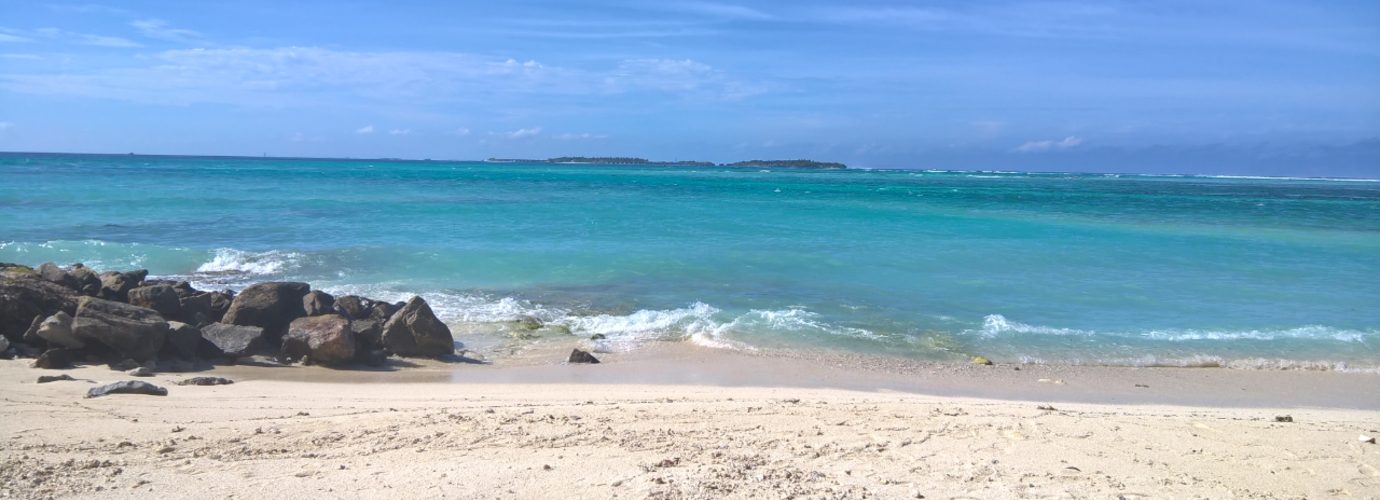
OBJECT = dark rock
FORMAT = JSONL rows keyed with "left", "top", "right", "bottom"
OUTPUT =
{"left": 0, "top": 276, "right": 80, "bottom": 343}
{"left": 35, "top": 311, "right": 83, "bottom": 349}
{"left": 126, "top": 366, "right": 154, "bottom": 377}
{"left": 283, "top": 315, "right": 355, "bottom": 366}
{"left": 165, "top": 359, "right": 194, "bottom": 372}
{"left": 86, "top": 380, "right": 167, "bottom": 398}
{"left": 170, "top": 281, "right": 198, "bottom": 298}
{"left": 381, "top": 296, "right": 454, "bottom": 358}
{"left": 567, "top": 349, "right": 600, "bottom": 364}
{"left": 109, "top": 358, "right": 141, "bottom": 371}
{"left": 97, "top": 270, "right": 147, "bottom": 302}
{"left": 37, "top": 374, "right": 75, "bottom": 383}
{"left": 22, "top": 314, "right": 46, "bottom": 347}
{"left": 207, "top": 291, "right": 233, "bottom": 321}
{"left": 302, "top": 291, "right": 335, "bottom": 317}
{"left": 127, "top": 285, "right": 182, "bottom": 317}
{"left": 162, "top": 321, "right": 202, "bottom": 359}
{"left": 359, "top": 349, "right": 387, "bottom": 367}
{"left": 220, "top": 282, "right": 310, "bottom": 340}
{"left": 0, "top": 334, "right": 8, "bottom": 353}
{"left": 350, "top": 320, "right": 383, "bottom": 350}
{"left": 333, "top": 295, "right": 370, "bottom": 319}
{"left": 34, "top": 348, "right": 79, "bottom": 369}
{"left": 177, "top": 293, "right": 214, "bottom": 326}
{"left": 589, "top": 334, "right": 606, "bottom": 340}
{"left": 68, "top": 265, "right": 102, "bottom": 296}
{"left": 38, "top": 262, "right": 78, "bottom": 289}
{"left": 175, "top": 376, "right": 233, "bottom": 386}
{"left": 368, "top": 302, "right": 396, "bottom": 324}
{"left": 200, "top": 323, "right": 265, "bottom": 358}
{"left": 72, "top": 297, "right": 167, "bottom": 362}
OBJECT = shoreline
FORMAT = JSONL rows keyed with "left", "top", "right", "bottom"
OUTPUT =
{"left": 3, "top": 353, "right": 1378, "bottom": 499}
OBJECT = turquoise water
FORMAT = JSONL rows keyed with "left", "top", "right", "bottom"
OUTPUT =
{"left": 3, "top": 153, "right": 1378, "bottom": 369}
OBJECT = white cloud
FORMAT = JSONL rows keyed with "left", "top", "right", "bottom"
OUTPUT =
{"left": 0, "top": 33, "right": 32, "bottom": 43}
{"left": 2, "top": 54, "right": 40, "bottom": 60}
{"left": 507, "top": 127, "right": 541, "bottom": 138}
{"left": 355, "top": 125, "right": 374, "bottom": 134}
{"left": 672, "top": 2, "right": 775, "bottom": 20}
{"left": 131, "top": 19, "right": 200, "bottom": 42}
{"left": 0, "top": 122, "right": 12, "bottom": 130}
{"left": 389, "top": 128, "right": 410, "bottom": 135}
{"left": 1016, "top": 136, "right": 1084, "bottom": 152}
{"left": 75, "top": 34, "right": 140, "bottom": 47}
{"left": 555, "top": 132, "right": 608, "bottom": 140}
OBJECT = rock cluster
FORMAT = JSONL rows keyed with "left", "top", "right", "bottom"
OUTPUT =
{"left": 0, "top": 262, "right": 456, "bottom": 375}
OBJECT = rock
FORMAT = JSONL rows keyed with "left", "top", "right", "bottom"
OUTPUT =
{"left": 109, "top": 358, "right": 141, "bottom": 371}
{"left": 97, "top": 270, "right": 147, "bottom": 302}
{"left": 67, "top": 264, "right": 102, "bottom": 296}
{"left": 38, "top": 262, "right": 77, "bottom": 289}
{"left": 71, "top": 297, "right": 167, "bottom": 362}
{"left": 165, "top": 359, "right": 194, "bottom": 372}
{"left": 589, "top": 334, "right": 606, "bottom": 340}
{"left": 1362, "top": 435, "right": 1377, "bottom": 444}
{"left": 162, "top": 321, "right": 202, "bottom": 359}
{"left": 175, "top": 376, "right": 233, "bottom": 386}
{"left": 283, "top": 315, "right": 355, "bottom": 366}
{"left": 333, "top": 295, "right": 370, "bottom": 319}
{"left": 220, "top": 282, "right": 311, "bottom": 340}
{"left": 1275, "top": 415, "right": 1293, "bottom": 423}
{"left": 381, "top": 296, "right": 454, "bottom": 358}
{"left": 200, "top": 323, "right": 265, "bottom": 358}
{"left": 359, "top": 349, "right": 387, "bottom": 367}
{"left": 37, "top": 374, "right": 75, "bottom": 383}
{"left": 302, "top": 291, "right": 335, "bottom": 317}
{"left": 368, "top": 302, "right": 396, "bottom": 324}
{"left": 0, "top": 334, "right": 8, "bottom": 353}
{"left": 127, "top": 285, "right": 183, "bottom": 317}
{"left": 0, "top": 276, "right": 80, "bottom": 344}
{"left": 568, "top": 349, "right": 600, "bottom": 364}
{"left": 971, "top": 356, "right": 994, "bottom": 365}
{"left": 177, "top": 293, "right": 214, "bottom": 326}
{"left": 35, "top": 311, "right": 83, "bottom": 349}
{"left": 86, "top": 380, "right": 167, "bottom": 398}
{"left": 126, "top": 366, "right": 154, "bottom": 377}
{"left": 207, "top": 291, "right": 233, "bottom": 321}
{"left": 350, "top": 320, "right": 383, "bottom": 350}
{"left": 34, "top": 348, "right": 79, "bottom": 369}
{"left": 22, "top": 314, "right": 46, "bottom": 347}
{"left": 514, "top": 315, "right": 543, "bottom": 330}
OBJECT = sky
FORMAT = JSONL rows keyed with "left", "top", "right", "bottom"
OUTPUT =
{"left": 0, "top": 1, "right": 1377, "bottom": 175}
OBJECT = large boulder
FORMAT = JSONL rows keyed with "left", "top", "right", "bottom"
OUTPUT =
{"left": 38, "top": 262, "right": 78, "bottom": 290}
{"left": 35, "top": 311, "right": 83, "bottom": 349}
{"left": 177, "top": 293, "right": 214, "bottom": 326}
{"left": 207, "top": 291, "right": 234, "bottom": 321}
{"left": 0, "top": 275, "right": 80, "bottom": 344}
{"left": 283, "top": 315, "right": 355, "bottom": 366}
{"left": 97, "top": 270, "right": 147, "bottom": 302}
{"left": 382, "top": 296, "right": 454, "bottom": 358}
{"left": 162, "top": 321, "right": 202, "bottom": 359}
{"left": 350, "top": 320, "right": 383, "bottom": 350}
{"left": 128, "top": 285, "right": 182, "bottom": 317}
{"left": 72, "top": 297, "right": 167, "bottom": 362}
{"left": 333, "top": 295, "right": 371, "bottom": 319}
{"left": 200, "top": 323, "right": 265, "bottom": 358}
{"left": 303, "top": 291, "right": 336, "bottom": 317}
{"left": 67, "top": 264, "right": 102, "bottom": 296}
{"left": 220, "top": 282, "right": 310, "bottom": 340}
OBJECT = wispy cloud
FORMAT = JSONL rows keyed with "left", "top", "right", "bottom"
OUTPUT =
{"left": 12, "top": 28, "right": 139, "bottom": 47}
{"left": 0, "top": 122, "right": 13, "bottom": 131}
{"left": 355, "top": 125, "right": 374, "bottom": 134}
{"left": 0, "top": 33, "right": 32, "bottom": 43}
{"left": 669, "top": 2, "right": 775, "bottom": 20}
{"left": 388, "top": 128, "right": 410, "bottom": 135}
{"left": 131, "top": 19, "right": 201, "bottom": 43}
{"left": 555, "top": 132, "right": 608, "bottom": 140}
{"left": 2, "top": 54, "right": 41, "bottom": 60}
{"left": 1016, "top": 136, "right": 1083, "bottom": 152}
{"left": 507, "top": 127, "right": 541, "bottom": 138}
{"left": 448, "top": 128, "right": 470, "bottom": 136}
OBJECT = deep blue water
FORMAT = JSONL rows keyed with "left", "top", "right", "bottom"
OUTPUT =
{"left": 3, "top": 153, "right": 1378, "bottom": 369}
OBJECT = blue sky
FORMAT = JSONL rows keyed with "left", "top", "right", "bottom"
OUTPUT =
{"left": 1, "top": 1, "right": 1377, "bottom": 175}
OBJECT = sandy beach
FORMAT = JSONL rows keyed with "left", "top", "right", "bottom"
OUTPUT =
{"left": 3, "top": 346, "right": 1378, "bottom": 499}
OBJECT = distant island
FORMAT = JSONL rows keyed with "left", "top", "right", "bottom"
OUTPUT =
{"left": 486, "top": 157, "right": 847, "bottom": 169}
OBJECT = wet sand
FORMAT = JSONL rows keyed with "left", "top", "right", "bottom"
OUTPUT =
{"left": 2, "top": 346, "right": 1378, "bottom": 499}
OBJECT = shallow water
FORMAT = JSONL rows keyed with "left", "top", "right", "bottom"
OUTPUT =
{"left": 2, "top": 153, "right": 1377, "bottom": 369}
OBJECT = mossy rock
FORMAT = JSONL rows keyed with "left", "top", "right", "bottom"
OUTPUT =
{"left": 971, "top": 356, "right": 994, "bottom": 365}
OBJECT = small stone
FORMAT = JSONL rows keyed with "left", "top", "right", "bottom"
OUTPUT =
{"left": 126, "top": 367, "right": 154, "bottom": 377}
{"left": 1361, "top": 435, "right": 1376, "bottom": 444}
{"left": 110, "top": 358, "right": 141, "bottom": 371}
{"left": 175, "top": 377, "right": 234, "bottom": 386}
{"left": 1037, "top": 405, "right": 1056, "bottom": 411}
{"left": 971, "top": 356, "right": 993, "bottom": 365}
{"left": 589, "top": 334, "right": 606, "bottom": 340}
{"left": 86, "top": 380, "right": 168, "bottom": 398}
{"left": 1274, "top": 415, "right": 1293, "bottom": 422}
{"left": 568, "top": 349, "right": 600, "bottom": 364}
{"left": 37, "top": 374, "right": 76, "bottom": 383}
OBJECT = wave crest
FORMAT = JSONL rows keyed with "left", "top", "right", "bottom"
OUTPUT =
{"left": 195, "top": 248, "right": 304, "bottom": 275}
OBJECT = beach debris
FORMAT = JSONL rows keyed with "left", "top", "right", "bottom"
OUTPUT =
{"left": 589, "top": 334, "right": 606, "bottom": 340}
{"left": 1038, "top": 378, "right": 1065, "bottom": 384}
{"left": 1361, "top": 435, "right": 1376, "bottom": 444}
{"left": 86, "top": 380, "right": 168, "bottom": 398}
{"left": 382, "top": 296, "right": 456, "bottom": 358}
{"left": 302, "top": 290, "right": 336, "bottom": 317}
{"left": 1274, "top": 415, "right": 1293, "bottom": 423}
{"left": 971, "top": 356, "right": 994, "bottom": 365}
{"left": 568, "top": 349, "right": 600, "bottom": 364}
{"left": 36, "top": 374, "right": 75, "bottom": 383}
{"left": 72, "top": 296, "right": 168, "bottom": 362}
{"left": 200, "top": 323, "right": 266, "bottom": 358}
{"left": 35, "top": 311, "right": 82, "bottom": 349}
{"left": 1037, "top": 404, "right": 1057, "bottom": 411}
{"left": 127, "top": 284, "right": 183, "bottom": 318}
{"left": 1135, "top": 384, "right": 1149, "bottom": 388}
{"left": 175, "top": 376, "right": 234, "bottom": 386}
{"left": 126, "top": 366, "right": 154, "bottom": 377}
{"left": 220, "top": 281, "right": 312, "bottom": 339}
{"left": 283, "top": 314, "right": 356, "bottom": 366}
{"left": 32, "top": 348, "right": 78, "bottom": 369}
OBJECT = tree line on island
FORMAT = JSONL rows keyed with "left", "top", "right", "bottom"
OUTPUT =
{"left": 485, "top": 157, "right": 847, "bottom": 169}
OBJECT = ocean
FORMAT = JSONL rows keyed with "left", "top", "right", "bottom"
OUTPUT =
{"left": 2, "top": 153, "right": 1377, "bottom": 370}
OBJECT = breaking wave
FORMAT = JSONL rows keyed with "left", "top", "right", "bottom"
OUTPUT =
{"left": 195, "top": 248, "right": 305, "bottom": 276}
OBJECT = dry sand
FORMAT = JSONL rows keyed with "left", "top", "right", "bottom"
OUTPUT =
{"left": 2, "top": 348, "right": 1379, "bottom": 499}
